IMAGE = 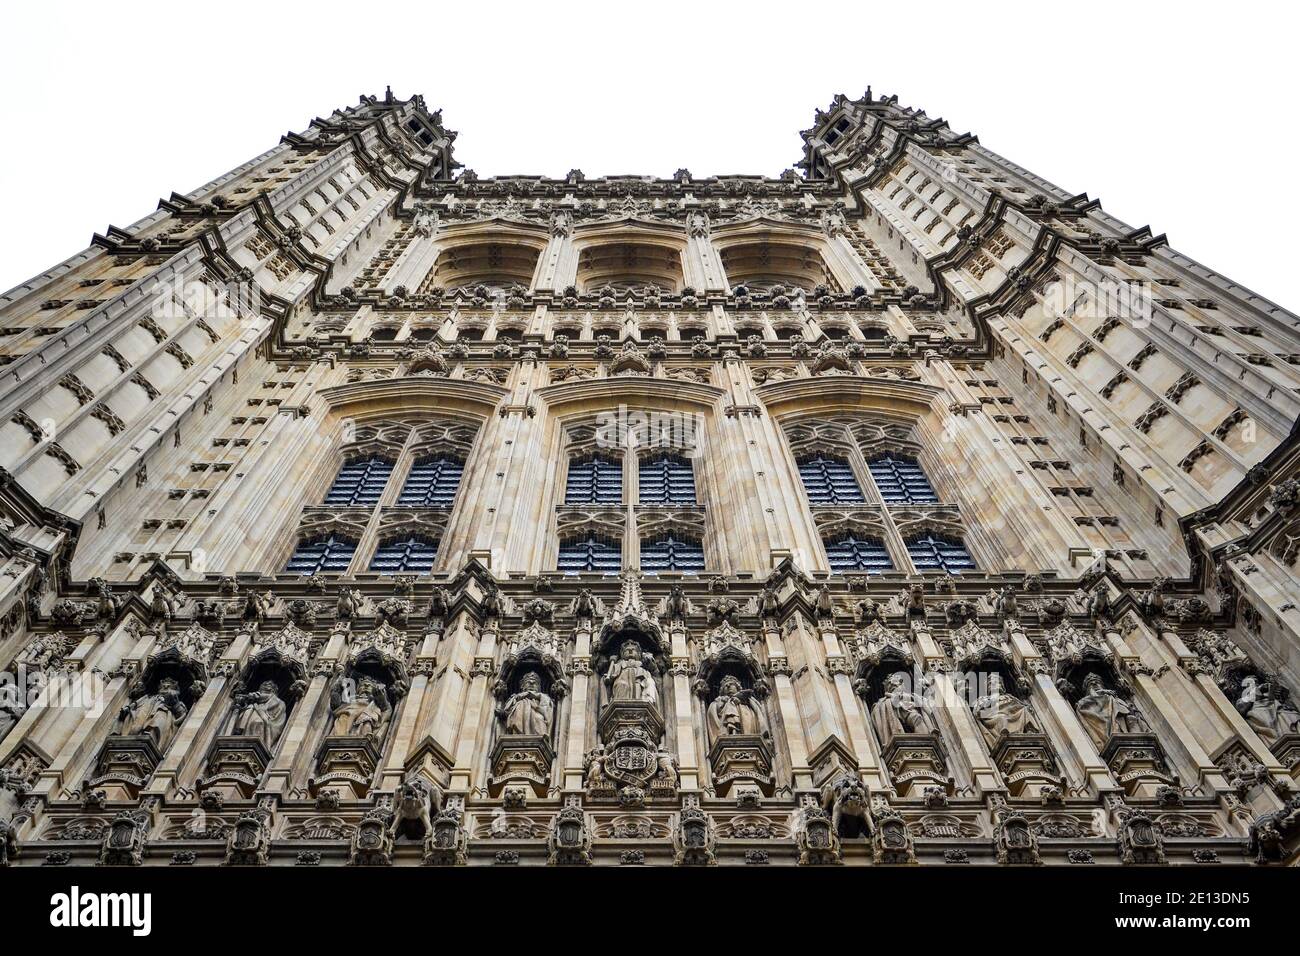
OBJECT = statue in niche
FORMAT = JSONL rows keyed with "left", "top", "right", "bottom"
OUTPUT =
{"left": 1073, "top": 673, "right": 1150, "bottom": 750}
{"left": 870, "top": 672, "right": 937, "bottom": 746}
{"left": 705, "top": 675, "right": 767, "bottom": 744}
{"left": 225, "top": 680, "right": 289, "bottom": 750}
{"left": 329, "top": 676, "right": 392, "bottom": 740}
{"left": 116, "top": 677, "right": 189, "bottom": 751}
{"left": 499, "top": 672, "right": 554, "bottom": 737}
{"left": 1236, "top": 676, "right": 1300, "bottom": 745}
{"left": 603, "top": 640, "right": 659, "bottom": 707}
{"left": 971, "top": 673, "right": 1041, "bottom": 747}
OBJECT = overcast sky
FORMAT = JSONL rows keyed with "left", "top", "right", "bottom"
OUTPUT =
{"left": 2, "top": 2, "right": 1295, "bottom": 308}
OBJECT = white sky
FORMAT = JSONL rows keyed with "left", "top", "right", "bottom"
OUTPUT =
{"left": 2, "top": 1, "right": 1296, "bottom": 309}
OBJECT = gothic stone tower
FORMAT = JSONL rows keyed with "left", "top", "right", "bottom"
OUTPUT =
{"left": 0, "top": 88, "right": 1297, "bottom": 867}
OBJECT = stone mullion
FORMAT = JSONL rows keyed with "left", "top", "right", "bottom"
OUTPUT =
{"left": 347, "top": 429, "right": 415, "bottom": 575}
{"left": 561, "top": 620, "right": 593, "bottom": 792}
{"left": 845, "top": 426, "right": 911, "bottom": 574}
{"left": 143, "top": 630, "right": 252, "bottom": 798}
{"left": 622, "top": 448, "right": 636, "bottom": 570}
{"left": 259, "top": 624, "right": 348, "bottom": 798}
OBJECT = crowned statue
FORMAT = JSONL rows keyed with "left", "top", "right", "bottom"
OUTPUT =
{"left": 500, "top": 671, "right": 555, "bottom": 737}
{"left": 603, "top": 640, "right": 659, "bottom": 708}
{"left": 116, "top": 676, "right": 189, "bottom": 751}
{"left": 226, "top": 679, "right": 289, "bottom": 750}
{"left": 870, "top": 672, "right": 937, "bottom": 746}
{"left": 705, "top": 675, "right": 767, "bottom": 744}
{"left": 329, "top": 676, "right": 392, "bottom": 740}
{"left": 971, "top": 673, "right": 1041, "bottom": 747}
{"left": 1073, "top": 672, "right": 1150, "bottom": 750}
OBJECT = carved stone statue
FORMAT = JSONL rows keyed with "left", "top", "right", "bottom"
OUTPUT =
{"left": 225, "top": 679, "right": 288, "bottom": 750}
{"left": 336, "top": 588, "right": 362, "bottom": 621}
{"left": 329, "top": 676, "right": 392, "bottom": 740}
{"left": 870, "top": 672, "right": 937, "bottom": 745}
{"left": 971, "top": 673, "right": 1041, "bottom": 747}
{"left": 500, "top": 672, "right": 554, "bottom": 737}
{"left": 705, "top": 675, "right": 766, "bottom": 743}
{"left": 1236, "top": 676, "right": 1300, "bottom": 745}
{"left": 603, "top": 640, "right": 658, "bottom": 707}
{"left": 116, "top": 677, "right": 188, "bottom": 751}
{"left": 0, "top": 694, "right": 25, "bottom": 744}
{"left": 1073, "top": 673, "right": 1150, "bottom": 750}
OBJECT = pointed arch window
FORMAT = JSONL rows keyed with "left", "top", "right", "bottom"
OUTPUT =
{"left": 868, "top": 454, "right": 937, "bottom": 503}
{"left": 798, "top": 454, "right": 865, "bottom": 504}
{"left": 565, "top": 455, "right": 623, "bottom": 504}
{"left": 398, "top": 455, "right": 464, "bottom": 506}
{"left": 285, "top": 534, "right": 357, "bottom": 575}
{"left": 323, "top": 456, "right": 393, "bottom": 506}
{"left": 557, "top": 534, "right": 622, "bottom": 573}
{"left": 640, "top": 533, "right": 705, "bottom": 572}
{"left": 824, "top": 534, "right": 894, "bottom": 573}
{"left": 906, "top": 533, "right": 976, "bottom": 574}
{"left": 369, "top": 534, "right": 439, "bottom": 574}
{"left": 639, "top": 454, "right": 697, "bottom": 505}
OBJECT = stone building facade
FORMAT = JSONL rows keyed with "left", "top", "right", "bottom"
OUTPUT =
{"left": 0, "top": 87, "right": 1298, "bottom": 867}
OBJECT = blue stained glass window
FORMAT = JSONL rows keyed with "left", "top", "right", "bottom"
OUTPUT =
{"left": 565, "top": 455, "right": 622, "bottom": 504}
{"left": 285, "top": 534, "right": 357, "bottom": 575}
{"left": 824, "top": 534, "right": 894, "bottom": 573}
{"left": 323, "top": 456, "right": 393, "bottom": 506}
{"left": 868, "top": 454, "right": 937, "bottom": 503}
{"left": 639, "top": 454, "right": 696, "bottom": 505}
{"left": 398, "top": 455, "right": 464, "bottom": 507}
{"left": 557, "top": 534, "right": 622, "bottom": 573}
{"left": 798, "top": 454, "right": 865, "bottom": 504}
{"left": 369, "top": 535, "right": 439, "bottom": 574}
{"left": 906, "top": 533, "right": 976, "bottom": 575}
{"left": 640, "top": 533, "right": 705, "bottom": 572}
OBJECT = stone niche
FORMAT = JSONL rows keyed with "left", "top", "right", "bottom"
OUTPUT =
{"left": 694, "top": 622, "right": 774, "bottom": 797}
{"left": 1058, "top": 661, "right": 1174, "bottom": 798}
{"left": 489, "top": 616, "right": 568, "bottom": 798}
{"left": 585, "top": 609, "right": 678, "bottom": 805}
{"left": 92, "top": 625, "right": 214, "bottom": 801}
{"left": 856, "top": 652, "right": 951, "bottom": 798}
{"left": 311, "top": 626, "right": 410, "bottom": 798}
{"left": 200, "top": 624, "right": 311, "bottom": 801}
{"left": 960, "top": 655, "right": 1064, "bottom": 799}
